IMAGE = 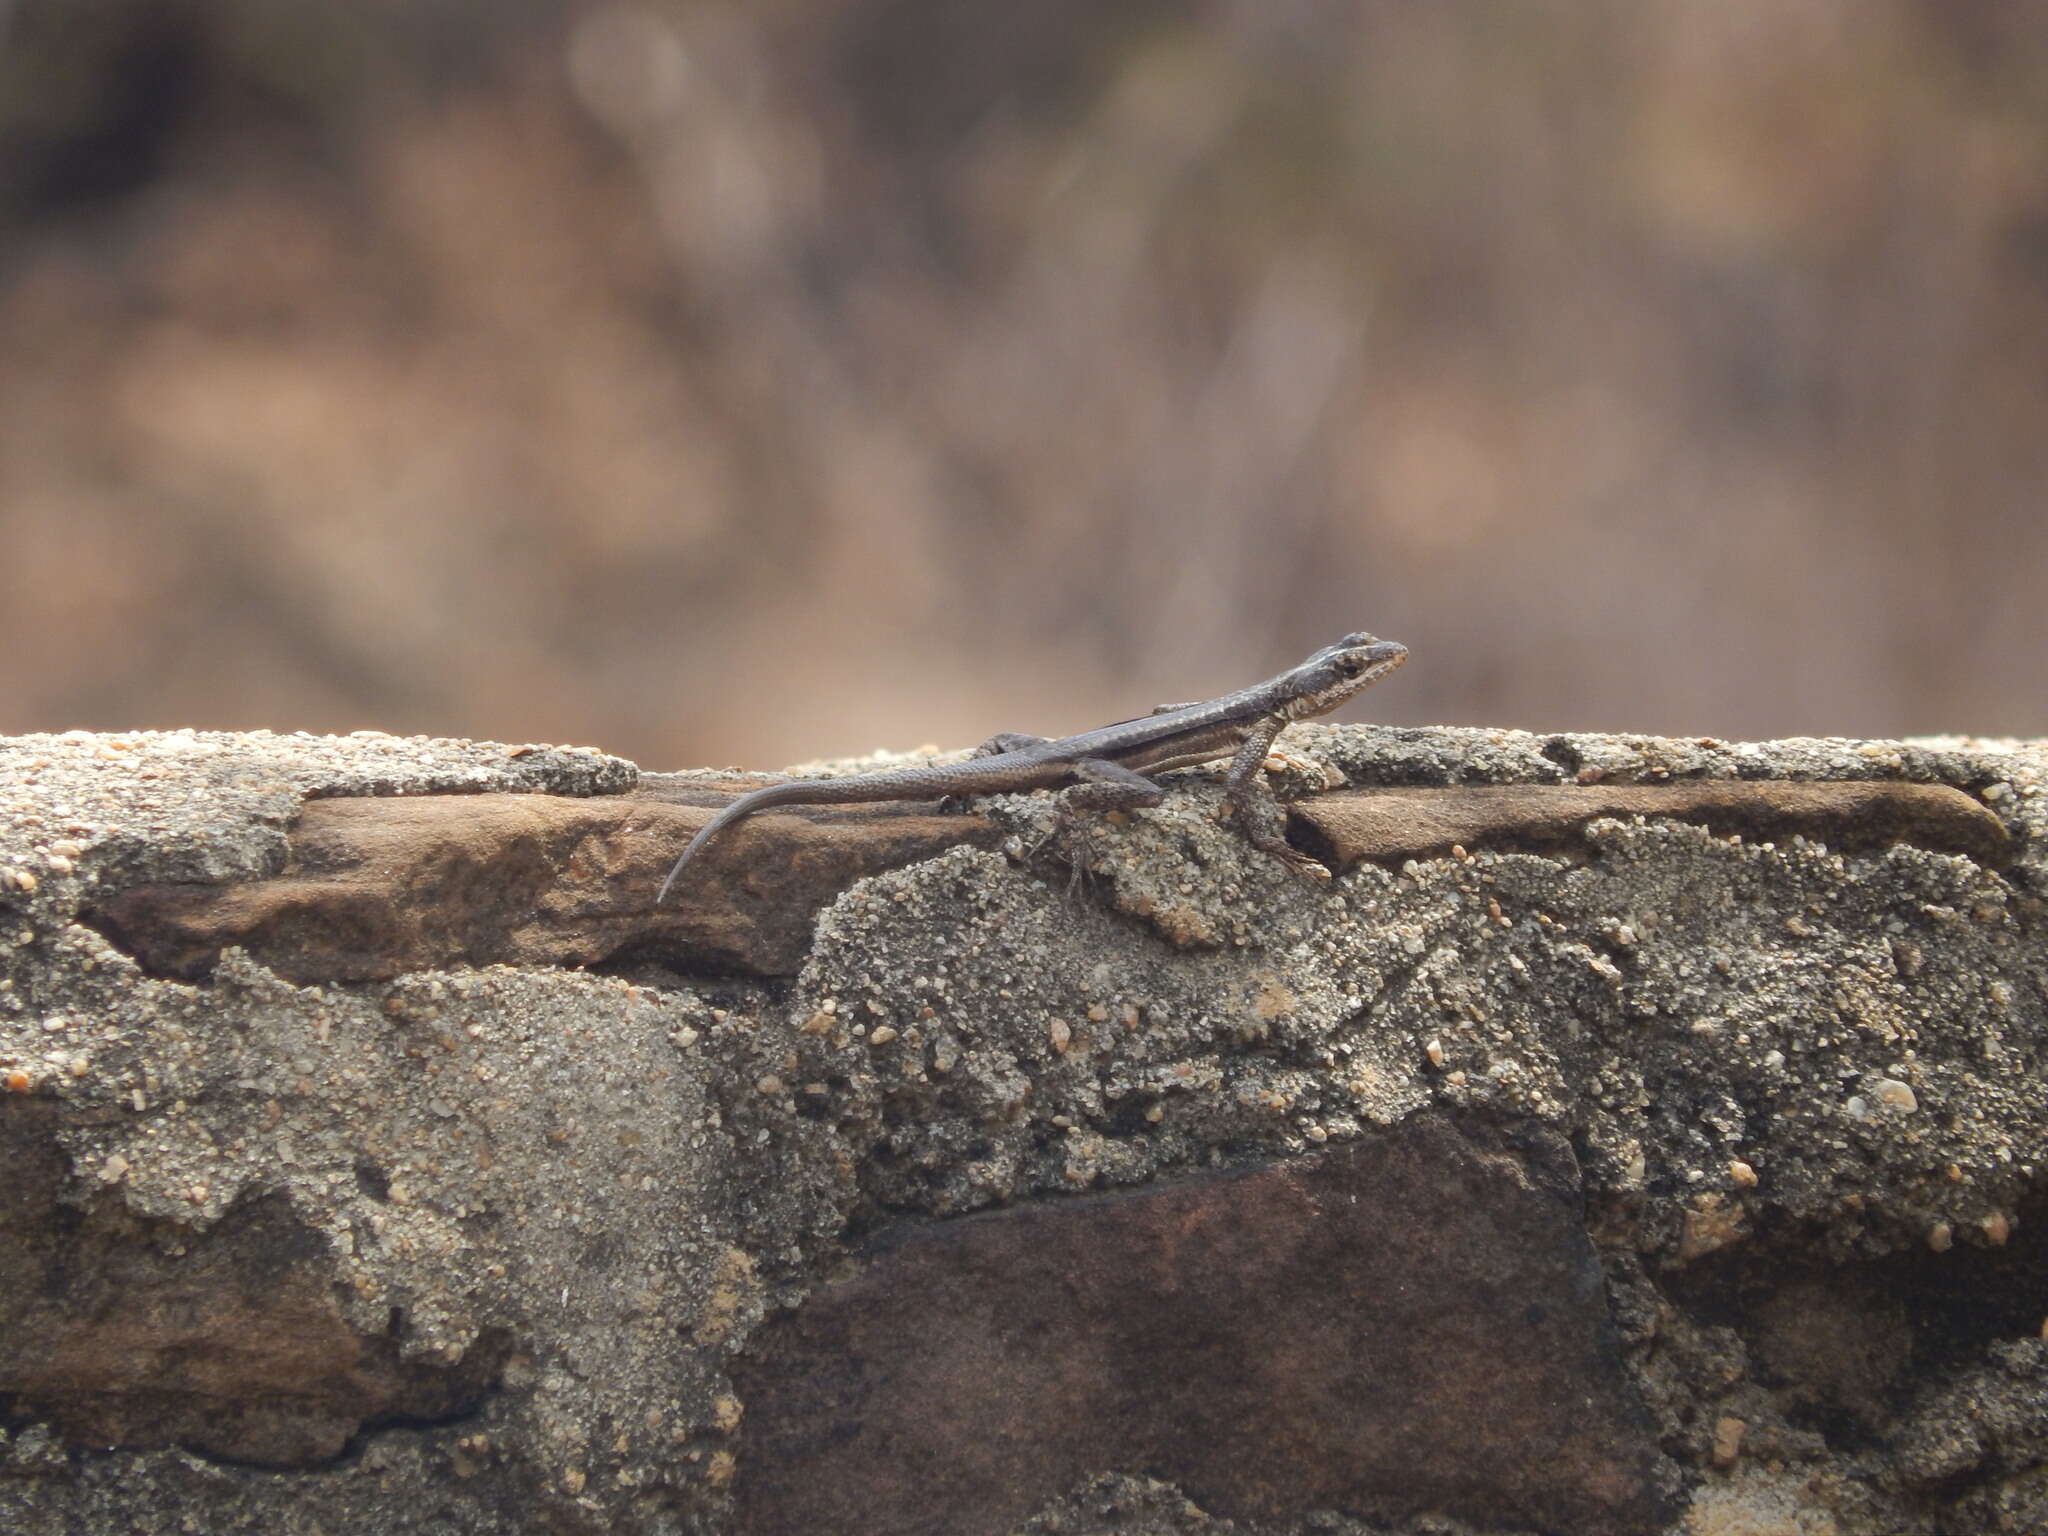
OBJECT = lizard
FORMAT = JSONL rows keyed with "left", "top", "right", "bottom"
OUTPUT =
{"left": 656, "top": 631, "right": 1408, "bottom": 903}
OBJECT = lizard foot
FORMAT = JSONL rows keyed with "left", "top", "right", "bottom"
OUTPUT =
{"left": 1227, "top": 787, "right": 1334, "bottom": 881}
{"left": 1021, "top": 812, "right": 1103, "bottom": 899}
{"left": 1263, "top": 843, "right": 1334, "bottom": 881}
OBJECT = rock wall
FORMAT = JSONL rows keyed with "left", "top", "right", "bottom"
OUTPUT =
{"left": 1, "top": 725, "right": 2044, "bottom": 1534}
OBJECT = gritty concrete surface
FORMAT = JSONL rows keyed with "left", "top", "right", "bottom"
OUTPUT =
{"left": 0, "top": 724, "right": 2044, "bottom": 1534}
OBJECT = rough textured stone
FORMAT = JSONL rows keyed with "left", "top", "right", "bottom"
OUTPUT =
{"left": 0, "top": 724, "right": 2044, "bottom": 1535}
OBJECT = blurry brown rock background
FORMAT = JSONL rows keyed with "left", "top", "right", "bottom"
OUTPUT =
{"left": 1, "top": 0, "right": 2044, "bottom": 767}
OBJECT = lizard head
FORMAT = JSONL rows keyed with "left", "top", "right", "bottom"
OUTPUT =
{"left": 1280, "top": 632, "right": 1409, "bottom": 719}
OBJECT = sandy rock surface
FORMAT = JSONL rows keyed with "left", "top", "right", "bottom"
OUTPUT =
{"left": 1, "top": 725, "right": 2044, "bottom": 1535}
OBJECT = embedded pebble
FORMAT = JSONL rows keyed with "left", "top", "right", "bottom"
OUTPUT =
{"left": 1874, "top": 1079, "right": 1918, "bottom": 1113}
{"left": 1711, "top": 1416, "right": 1746, "bottom": 1467}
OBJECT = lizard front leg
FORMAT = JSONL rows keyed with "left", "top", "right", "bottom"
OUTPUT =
{"left": 1223, "top": 718, "right": 1332, "bottom": 879}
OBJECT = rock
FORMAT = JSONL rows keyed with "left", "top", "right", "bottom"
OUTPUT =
{"left": 1289, "top": 780, "right": 2011, "bottom": 870}
{"left": 0, "top": 725, "right": 2044, "bottom": 1535}
{"left": 734, "top": 1115, "right": 1672, "bottom": 1536}
{"left": 0, "top": 1104, "right": 505, "bottom": 1467}
{"left": 88, "top": 780, "right": 1001, "bottom": 981}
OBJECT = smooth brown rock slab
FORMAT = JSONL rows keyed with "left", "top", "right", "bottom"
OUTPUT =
{"left": 731, "top": 1114, "right": 1673, "bottom": 1536}
{"left": 85, "top": 778, "right": 2004, "bottom": 986}
{"left": 1292, "top": 780, "right": 2009, "bottom": 870}
{"left": 87, "top": 784, "right": 1001, "bottom": 981}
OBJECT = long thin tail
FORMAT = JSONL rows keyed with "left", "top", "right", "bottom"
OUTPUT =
{"left": 655, "top": 778, "right": 877, "bottom": 904}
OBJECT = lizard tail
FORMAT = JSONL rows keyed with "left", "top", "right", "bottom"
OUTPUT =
{"left": 654, "top": 778, "right": 870, "bottom": 904}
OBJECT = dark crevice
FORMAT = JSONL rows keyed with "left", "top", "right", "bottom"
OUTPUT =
{"left": 1665, "top": 1195, "right": 2048, "bottom": 1442}
{"left": 353, "top": 1161, "right": 391, "bottom": 1203}
{"left": 1282, "top": 808, "right": 1346, "bottom": 873}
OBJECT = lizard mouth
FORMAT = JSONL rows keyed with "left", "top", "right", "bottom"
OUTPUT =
{"left": 1349, "top": 639, "right": 1409, "bottom": 680}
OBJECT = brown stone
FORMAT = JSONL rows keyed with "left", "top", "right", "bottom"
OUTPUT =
{"left": 0, "top": 1105, "right": 503, "bottom": 1467}
{"left": 731, "top": 1114, "right": 1673, "bottom": 1536}
{"left": 83, "top": 779, "right": 2007, "bottom": 987}
{"left": 1290, "top": 781, "right": 2009, "bottom": 870}
{"left": 86, "top": 783, "right": 1001, "bottom": 982}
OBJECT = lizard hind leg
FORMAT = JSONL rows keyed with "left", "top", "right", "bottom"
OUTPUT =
{"left": 938, "top": 734, "right": 1057, "bottom": 813}
{"left": 1034, "top": 757, "right": 1166, "bottom": 893}
{"left": 968, "top": 732, "right": 1052, "bottom": 759}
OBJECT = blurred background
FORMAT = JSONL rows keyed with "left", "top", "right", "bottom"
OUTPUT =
{"left": 1, "top": 0, "right": 2043, "bottom": 769}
